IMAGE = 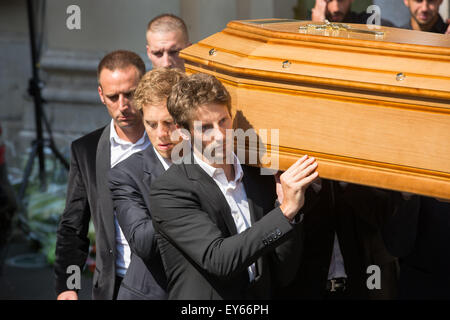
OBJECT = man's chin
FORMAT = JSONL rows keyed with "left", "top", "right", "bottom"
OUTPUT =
{"left": 328, "top": 14, "right": 345, "bottom": 23}
{"left": 417, "top": 17, "right": 432, "bottom": 25}
{"left": 156, "top": 147, "right": 173, "bottom": 159}
{"left": 116, "top": 120, "right": 135, "bottom": 128}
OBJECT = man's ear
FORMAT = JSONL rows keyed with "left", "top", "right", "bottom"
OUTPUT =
{"left": 98, "top": 85, "right": 105, "bottom": 105}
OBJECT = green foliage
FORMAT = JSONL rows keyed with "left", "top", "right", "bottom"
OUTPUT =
{"left": 10, "top": 148, "right": 96, "bottom": 266}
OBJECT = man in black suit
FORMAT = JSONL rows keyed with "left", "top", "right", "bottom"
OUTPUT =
{"left": 108, "top": 68, "right": 187, "bottom": 299}
{"left": 54, "top": 50, "right": 149, "bottom": 300}
{"left": 383, "top": 196, "right": 450, "bottom": 299}
{"left": 382, "top": 1, "right": 450, "bottom": 299}
{"left": 281, "top": 180, "right": 403, "bottom": 300}
{"left": 148, "top": 73, "right": 319, "bottom": 299}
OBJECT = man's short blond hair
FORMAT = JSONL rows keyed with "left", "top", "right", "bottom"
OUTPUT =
{"left": 147, "top": 13, "right": 189, "bottom": 42}
{"left": 133, "top": 67, "right": 186, "bottom": 113}
{"left": 167, "top": 73, "right": 231, "bottom": 130}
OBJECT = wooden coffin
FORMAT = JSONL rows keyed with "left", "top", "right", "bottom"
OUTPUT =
{"left": 180, "top": 19, "right": 450, "bottom": 199}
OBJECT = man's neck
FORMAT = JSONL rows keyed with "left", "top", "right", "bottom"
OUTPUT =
{"left": 222, "top": 163, "right": 235, "bottom": 182}
{"left": 194, "top": 151, "right": 235, "bottom": 182}
{"left": 114, "top": 123, "right": 145, "bottom": 144}
{"left": 411, "top": 15, "right": 439, "bottom": 32}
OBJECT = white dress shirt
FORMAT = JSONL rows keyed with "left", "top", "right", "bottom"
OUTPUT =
{"left": 109, "top": 120, "right": 150, "bottom": 277}
{"left": 153, "top": 146, "right": 172, "bottom": 170}
{"left": 193, "top": 152, "right": 257, "bottom": 282}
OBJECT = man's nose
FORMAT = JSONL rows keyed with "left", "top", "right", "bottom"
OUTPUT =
{"left": 212, "top": 127, "right": 226, "bottom": 142}
{"left": 118, "top": 94, "right": 129, "bottom": 110}
{"left": 420, "top": 0, "right": 430, "bottom": 11}
{"left": 161, "top": 52, "right": 172, "bottom": 68}
{"left": 328, "top": 0, "right": 339, "bottom": 13}
{"left": 157, "top": 124, "right": 169, "bottom": 138}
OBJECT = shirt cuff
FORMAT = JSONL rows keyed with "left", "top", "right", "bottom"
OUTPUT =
{"left": 275, "top": 198, "right": 304, "bottom": 224}
{"left": 289, "top": 212, "right": 304, "bottom": 224}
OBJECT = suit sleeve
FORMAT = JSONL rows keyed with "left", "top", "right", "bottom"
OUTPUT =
{"left": 381, "top": 193, "right": 420, "bottom": 258}
{"left": 54, "top": 142, "right": 91, "bottom": 295}
{"left": 108, "top": 166, "right": 158, "bottom": 264}
{"left": 149, "top": 178, "right": 297, "bottom": 280}
{"left": 268, "top": 187, "right": 319, "bottom": 287}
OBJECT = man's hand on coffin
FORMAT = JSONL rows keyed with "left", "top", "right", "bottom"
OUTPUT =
{"left": 312, "top": 0, "right": 328, "bottom": 22}
{"left": 278, "top": 155, "right": 319, "bottom": 221}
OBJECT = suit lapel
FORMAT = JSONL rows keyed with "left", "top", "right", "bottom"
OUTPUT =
{"left": 142, "top": 146, "right": 165, "bottom": 207}
{"left": 242, "top": 166, "right": 264, "bottom": 224}
{"left": 242, "top": 166, "right": 265, "bottom": 280}
{"left": 184, "top": 155, "right": 238, "bottom": 236}
{"left": 95, "top": 124, "right": 116, "bottom": 250}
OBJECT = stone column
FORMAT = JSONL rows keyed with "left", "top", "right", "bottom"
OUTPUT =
{"left": 439, "top": 0, "right": 449, "bottom": 21}
{"left": 180, "top": 0, "right": 237, "bottom": 43}
{"left": 181, "top": 0, "right": 297, "bottom": 43}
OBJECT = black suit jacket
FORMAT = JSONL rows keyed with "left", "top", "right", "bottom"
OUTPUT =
{"left": 282, "top": 180, "right": 400, "bottom": 299}
{"left": 108, "top": 146, "right": 167, "bottom": 300}
{"left": 55, "top": 125, "right": 118, "bottom": 300}
{"left": 383, "top": 196, "right": 450, "bottom": 299}
{"left": 149, "top": 157, "right": 303, "bottom": 300}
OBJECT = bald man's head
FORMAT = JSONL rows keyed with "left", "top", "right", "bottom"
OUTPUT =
{"left": 146, "top": 14, "right": 190, "bottom": 71}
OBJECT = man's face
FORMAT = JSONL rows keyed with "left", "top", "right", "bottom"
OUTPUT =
{"left": 404, "top": 0, "right": 443, "bottom": 26}
{"left": 142, "top": 102, "right": 179, "bottom": 159}
{"left": 190, "top": 103, "right": 233, "bottom": 167}
{"left": 146, "top": 30, "right": 188, "bottom": 71}
{"left": 325, "top": 0, "right": 354, "bottom": 22}
{"left": 98, "top": 66, "right": 142, "bottom": 130}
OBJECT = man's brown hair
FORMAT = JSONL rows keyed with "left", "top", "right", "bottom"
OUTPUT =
{"left": 147, "top": 13, "right": 189, "bottom": 42}
{"left": 97, "top": 50, "right": 146, "bottom": 83}
{"left": 167, "top": 73, "right": 231, "bottom": 130}
{"left": 134, "top": 67, "right": 186, "bottom": 113}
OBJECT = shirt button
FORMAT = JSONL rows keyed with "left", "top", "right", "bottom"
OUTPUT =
{"left": 109, "top": 249, "right": 113, "bottom": 254}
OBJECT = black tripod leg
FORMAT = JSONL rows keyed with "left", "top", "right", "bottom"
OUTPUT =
{"left": 47, "top": 140, "right": 69, "bottom": 170}
{"left": 18, "top": 142, "right": 39, "bottom": 201}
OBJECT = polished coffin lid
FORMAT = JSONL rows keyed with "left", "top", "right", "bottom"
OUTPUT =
{"left": 180, "top": 19, "right": 450, "bottom": 199}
